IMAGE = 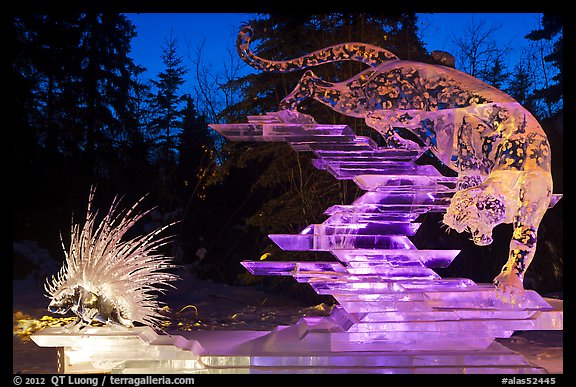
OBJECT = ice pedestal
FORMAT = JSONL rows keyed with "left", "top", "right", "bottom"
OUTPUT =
{"left": 211, "top": 112, "right": 562, "bottom": 368}
{"left": 32, "top": 326, "right": 551, "bottom": 374}
{"left": 32, "top": 112, "right": 562, "bottom": 373}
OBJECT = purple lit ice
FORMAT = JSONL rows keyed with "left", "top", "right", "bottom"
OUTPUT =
{"left": 210, "top": 110, "right": 562, "bottom": 356}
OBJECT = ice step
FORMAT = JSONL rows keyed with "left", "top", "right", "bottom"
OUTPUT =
{"left": 209, "top": 122, "right": 355, "bottom": 142}
{"left": 326, "top": 163, "right": 443, "bottom": 179}
{"left": 241, "top": 261, "right": 346, "bottom": 276}
{"left": 313, "top": 147, "right": 426, "bottom": 161}
{"left": 331, "top": 249, "right": 460, "bottom": 268}
{"left": 354, "top": 174, "right": 458, "bottom": 191}
{"left": 321, "top": 212, "right": 425, "bottom": 222}
{"left": 310, "top": 278, "right": 476, "bottom": 295}
{"left": 352, "top": 190, "right": 452, "bottom": 205}
{"left": 324, "top": 203, "right": 450, "bottom": 215}
{"left": 241, "top": 260, "right": 440, "bottom": 279}
{"left": 269, "top": 233, "right": 417, "bottom": 251}
{"left": 300, "top": 222, "right": 422, "bottom": 236}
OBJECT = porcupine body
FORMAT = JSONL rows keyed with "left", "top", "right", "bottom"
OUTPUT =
{"left": 45, "top": 188, "right": 180, "bottom": 331}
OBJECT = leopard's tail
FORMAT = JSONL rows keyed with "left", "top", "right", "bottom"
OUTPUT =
{"left": 237, "top": 25, "right": 398, "bottom": 73}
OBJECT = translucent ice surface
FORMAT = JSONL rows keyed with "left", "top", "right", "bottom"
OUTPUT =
{"left": 210, "top": 111, "right": 562, "bottom": 361}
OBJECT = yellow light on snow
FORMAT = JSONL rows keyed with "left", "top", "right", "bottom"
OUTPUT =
{"left": 13, "top": 313, "right": 77, "bottom": 342}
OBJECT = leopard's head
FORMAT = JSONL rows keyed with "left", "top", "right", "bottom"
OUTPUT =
{"left": 443, "top": 188, "right": 507, "bottom": 246}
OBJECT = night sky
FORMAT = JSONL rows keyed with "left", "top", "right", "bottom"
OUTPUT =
{"left": 124, "top": 13, "right": 543, "bottom": 95}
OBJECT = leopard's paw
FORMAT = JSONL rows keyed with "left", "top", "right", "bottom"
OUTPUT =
{"left": 493, "top": 271, "right": 526, "bottom": 304}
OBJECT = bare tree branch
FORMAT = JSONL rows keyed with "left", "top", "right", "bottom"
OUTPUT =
{"left": 450, "top": 17, "right": 510, "bottom": 81}
{"left": 185, "top": 39, "right": 243, "bottom": 125}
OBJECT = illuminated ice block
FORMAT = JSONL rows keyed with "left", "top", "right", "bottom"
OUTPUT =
{"left": 320, "top": 161, "right": 443, "bottom": 180}
{"left": 353, "top": 174, "right": 457, "bottom": 192}
{"left": 242, "top": 261, "right": 347, "bottom": 276}
{"left": 314, "top": 147, "right": 426, "bottom": 161}
{"left": 300, "top": 222, "right": 422, "bottom": 236}
{"left": 330, "top": 249, "right": 460, "bottom": 268}
{"left": 269, "top": 233, "right": 417, "bottom": 251}
{"left": 31, "top": 326, "right": 550, "bottom": 374}
{"left": 210, "top": 112, "right": 562, "bottom": 357}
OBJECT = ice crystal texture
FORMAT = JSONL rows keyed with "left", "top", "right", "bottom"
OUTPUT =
{"left": 45, "top": 188, "right": 180, "bottom": 330}
{"left": 233, "top": 26, "right": 561, "bottom": 294}
{"left": 210, "top": 110, "right": 562, "bottom": 354}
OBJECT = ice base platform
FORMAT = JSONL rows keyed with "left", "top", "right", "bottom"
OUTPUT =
{"left": 31, "top": 315, "right": 561, "bottom": 374}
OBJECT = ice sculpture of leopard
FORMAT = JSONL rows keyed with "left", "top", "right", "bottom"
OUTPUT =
{"left": 237, "top": 26, "right": 556, "bottom": 295}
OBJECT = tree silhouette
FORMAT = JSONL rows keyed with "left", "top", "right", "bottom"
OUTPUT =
{"left": 525, "top": 14, "right": 563, "bottom": 118}
{"left": 13, "top": 12, "right": 141, "bottom": 251}
{"left": 148, "top": 32, "right": 188, "bottom": 208}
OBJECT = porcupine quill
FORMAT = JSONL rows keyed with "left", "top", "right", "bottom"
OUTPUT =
{"left": 45, "top": 187, "right": 180, "bottom": 331}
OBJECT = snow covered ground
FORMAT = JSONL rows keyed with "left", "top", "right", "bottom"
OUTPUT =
{"left": 13, "top": 270, "right": 563, "bottom": 375}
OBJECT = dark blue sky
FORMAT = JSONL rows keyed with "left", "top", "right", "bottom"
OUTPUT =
{"left": 124, "top": 13, "right": 542, "bottom": 95}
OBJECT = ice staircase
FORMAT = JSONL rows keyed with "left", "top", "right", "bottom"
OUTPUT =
{"left": 210, "top": 112, "right": 562, "bottom": 360}
{"left": 32, "top": 112, "right": 562, "bottom": 374}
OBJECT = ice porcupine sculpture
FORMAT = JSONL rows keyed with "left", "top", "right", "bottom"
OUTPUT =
{"left": 45, "top": 188, "right": 180, "bottom": 331}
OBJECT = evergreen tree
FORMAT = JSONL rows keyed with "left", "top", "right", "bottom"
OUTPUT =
{"left": 15, "top": 14, "right": 80, "bottom": 167}
{"left": 77, "top": 13, "right": 137, "bottom": 166}
{"left": 116, "top": 64, "right": 156, "bottom": 196}
{"left": 174, "top": 96, "right": 220, "bottom": 264}
{"left": 483, "top": 57, "right": 509, "bottom": 89}
{"left": 178, "top": 95, "right": 217, "bottom": 202}
{"left": 148, "top": 32, "right": 188, "bottom": 208}
{"left": 506, "top": 57, "right": 534, "bottom": 109}
{"left": 14, "top": 13, "right": 137, "bottom": 176}
{"left": 525, "top": 14, "right": 563, "bottom": 117}
{"left": 12, "top": 12, "right": 144, "bottom": 255}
